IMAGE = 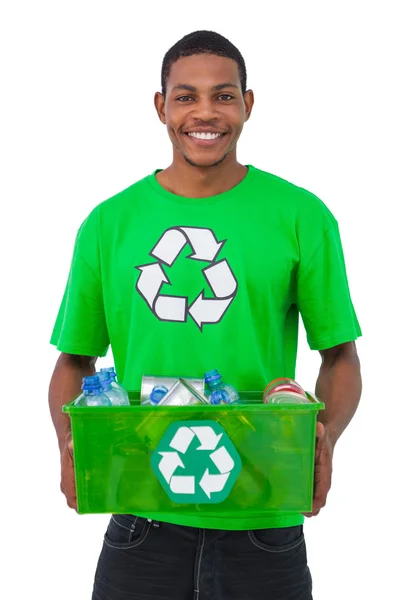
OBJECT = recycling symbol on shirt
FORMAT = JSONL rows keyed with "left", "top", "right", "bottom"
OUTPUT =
{"left": 135, "top": 226, "right": 238, "bottom": 330}
{"left": 150, "top": 421, "right": 242, "bottom": 504}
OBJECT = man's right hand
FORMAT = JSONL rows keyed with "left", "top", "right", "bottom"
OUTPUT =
{"left": 49, "top": 353, "right": 98, "bottom": 511}
{"left": 60, "top": 432, "right": 77, "bottom": 510}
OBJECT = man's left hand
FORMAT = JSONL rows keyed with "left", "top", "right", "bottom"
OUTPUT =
{"left": 303, "top": 422, "right": 334, "bottom": 517}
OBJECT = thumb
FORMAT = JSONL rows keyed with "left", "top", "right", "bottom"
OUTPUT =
{"left": 316, "top": 422, "right": 325, "bottom": 440}
{"left": 65, "top": 433, "right": 74, "bottom": 456}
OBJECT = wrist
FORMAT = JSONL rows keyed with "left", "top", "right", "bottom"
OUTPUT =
{"left": 324, "top": 425, "right": 338, "bottom": 449}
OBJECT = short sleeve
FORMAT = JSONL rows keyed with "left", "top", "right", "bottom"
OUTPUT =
{"left": 296, "top": 221, "right": 362, "bottom": 350}
{"left": 50, "top": 212, "right": 110, "bottom": 357}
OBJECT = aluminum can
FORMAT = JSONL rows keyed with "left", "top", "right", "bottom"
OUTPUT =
{"left": 157, "top": 379, "right": 206, "bottom": 406}
{"left": 265, "top": 391, "right": 309, "bottom": 404}
{"left": 141, "top": 375, "right": 204, "bottom": 404}
{"left": 262, "top": 378, "right": 306, "bottom": 403}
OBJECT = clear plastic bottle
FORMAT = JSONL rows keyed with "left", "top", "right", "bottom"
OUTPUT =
{"left": 142, "top": 385, "right": 168, "bottom": 406}
{"left": 99, "top": 367, "right": 130, "bottom": 405}
{"left": 204, "top": 369, "right": 240, "bottom": 405}
{"left": 98, "top": 371, "right": 130, "bottom": 406}
{"left": 74, "top": 375, "right": 112, "bottom": 407}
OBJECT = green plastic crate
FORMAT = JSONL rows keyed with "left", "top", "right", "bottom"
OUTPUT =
{"left": 63, "top": 391, "right": 324, "bottom": 515}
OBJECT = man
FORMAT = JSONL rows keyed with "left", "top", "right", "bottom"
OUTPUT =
{"left": 49, "top": 30, "right": 362, "bottom": 600}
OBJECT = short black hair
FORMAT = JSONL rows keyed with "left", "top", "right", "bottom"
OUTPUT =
{"left": 161, "top": 30, "right": 247, "bottom": 96}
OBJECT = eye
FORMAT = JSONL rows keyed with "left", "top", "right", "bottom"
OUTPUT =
{"left": 176, "top": 96, "right": 193, "bottom": 102}
{"left": 219, "top": 94, "right": 234, "bottom": 101}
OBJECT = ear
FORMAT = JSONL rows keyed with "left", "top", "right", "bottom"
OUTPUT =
{"left": 154, "top": 92, "right": 166, "bottom": 125}
{"left": 243, "top": 89, "right": 254, "bottom": 122}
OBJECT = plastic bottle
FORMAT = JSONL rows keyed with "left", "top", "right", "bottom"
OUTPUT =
{"left": 204, "top": 369, "right": 240, "bottom": 405}
{"left": 74, "top": 375, "right": 112, "bottom": 407}
{"left": 142, "top": 385, "right": 168, "bottom": 406}
{"left": 99, "top": 367, "right": 130, "bottom": 404}
{"left": 98, "top": 371, "right": 130, "bottom": 406}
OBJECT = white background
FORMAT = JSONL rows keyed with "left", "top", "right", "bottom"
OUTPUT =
{"left": 1, "top": 1, "right": 399, "bottom": 598}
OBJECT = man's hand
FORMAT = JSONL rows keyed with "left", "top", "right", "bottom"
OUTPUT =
{"left": 303, "top": 422, "right": 334, "bottom": 517}
{"left": 60, "top": 432, "right": 77, "bottom": 510}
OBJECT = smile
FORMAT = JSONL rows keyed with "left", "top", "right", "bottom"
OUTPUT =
{"left": 183, "top": 131, "right": 227, "bottom": 146}
{"left": 188, "top": 132, "right": 223, "bottom": 140}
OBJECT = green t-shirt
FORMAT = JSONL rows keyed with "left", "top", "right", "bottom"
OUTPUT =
{"left": 51, "top": 164, "right": 361, "bottom": 530}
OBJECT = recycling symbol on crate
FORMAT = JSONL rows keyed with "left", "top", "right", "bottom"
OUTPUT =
{"left": 135, "top": 226, "right": 238, "bottom": 330}
{"left": 151, "top": 421, "right": 242, "bottom": 504}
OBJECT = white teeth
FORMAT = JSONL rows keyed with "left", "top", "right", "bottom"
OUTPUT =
{"left": 188, "top": 132, "right": 222, "bottom": 140}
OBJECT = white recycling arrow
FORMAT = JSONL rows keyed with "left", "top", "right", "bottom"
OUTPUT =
{"left": 180, "top": 227, "right": 225, "bottom": 262}
{"left": 154, "top": 295, "right": 187, "bottom": 322}
{"left": 155, "top": 424, "right": 239, "bottom": 500}
{"left": 210, "top": 446, "right": 235, "bottom": 473}
{"left": 151, "top": 228, "right": 187, "bottom": 266}
{"left": 189, "top": 293, "right": 233, "bottom": 329}
{"left": 136, "top": 226, "right": 237, "bottom": 327}
{"left": 199, "top": 469, "right": 230, "bottom": 499}
{"left": 190, "top": 426, "right": 223, "bottom": 451}
{"left": 203, "top": 260, "right": 237, "bottom": 298}
{"left": 170, "top": 475, "right": 195, "bottom": 494}
{"left": 169, "top": 427, "right": 195, "bottom": 453}
{"left": 158, "top": 451, "right": 185, "bottom": 483}
{"left": 136, "top": 263, "right": 169, "bottom": 308}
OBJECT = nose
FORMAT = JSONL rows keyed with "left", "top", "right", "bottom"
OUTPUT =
{"left": 190, "top": 96, "right": 220, "bottom": 121}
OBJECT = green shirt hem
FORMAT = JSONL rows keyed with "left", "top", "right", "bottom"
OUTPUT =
{"left": 308, "top": 327, "right": 362, "bottom": 351}
{"left": 131, "top": 511, "right": 305, "bottom": 530}
{"left": 49, "top": 337, "right": 109, "bottom": 358}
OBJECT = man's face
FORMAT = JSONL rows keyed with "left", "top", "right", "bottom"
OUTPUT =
{"left": 155, "top": 54, "right": 254, "bottom": 168}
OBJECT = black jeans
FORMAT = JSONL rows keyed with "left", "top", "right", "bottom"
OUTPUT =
{"left": 92, "top": 514, "right": 312, "bottom": 600}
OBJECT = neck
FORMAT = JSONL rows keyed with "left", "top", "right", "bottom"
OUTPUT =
{"left": 156, "top": 152, "right": 248, "bottom": 198}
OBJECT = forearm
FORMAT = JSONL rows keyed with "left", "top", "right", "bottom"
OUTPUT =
{"left": 48, "top": 353, "right": 97, "bottom": 451}
{"left": 315, "top": 341, "right": 362, "bottom": 447}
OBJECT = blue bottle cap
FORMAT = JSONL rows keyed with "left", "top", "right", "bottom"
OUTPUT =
{"left": 82, "top": 375, "right": 101, "bottom": 391}
{"left": 98, "top": 372, "right": 112, "bottom": 389}
{"left": 149, "top": 385, "right": 168, "bottom": 404}
{"left": 101, "top": 367, "right": 116, "bottom": 380}
{"left": 204, "top": 369, "right": 221, "bottom": 383}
